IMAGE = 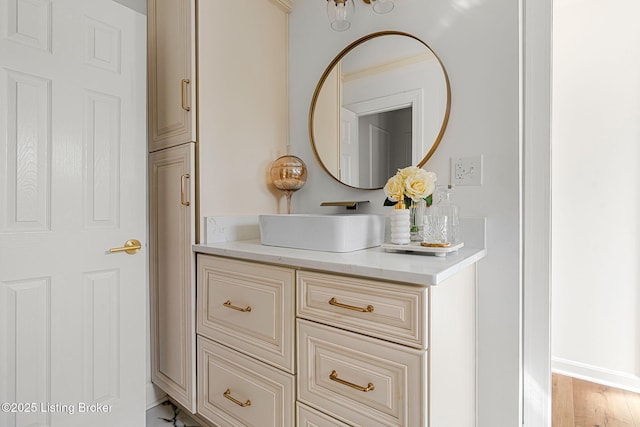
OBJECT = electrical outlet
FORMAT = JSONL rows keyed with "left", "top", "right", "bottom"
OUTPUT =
{"left": 451, "top": 155, "right": 483, "bottom": 186}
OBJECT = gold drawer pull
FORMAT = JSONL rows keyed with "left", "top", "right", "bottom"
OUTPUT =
{"left": 180, "top": 174, "right": 190, "bottom": 206}
{"left": 223, "top": 300, "right": 252, "bottom": 312}
{"left": 181, "top": 79, "right": 191, "bottom": 111}
{"left": 330, "top": 370, "right": 375, "bottom": 392}
{"left": 329, "top": 297, "right": 374, "bottom": 313}
{"left": 223, "top": 389, "right": 251, "bottom": 407}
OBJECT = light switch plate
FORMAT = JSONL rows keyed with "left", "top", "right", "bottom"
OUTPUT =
{"left": 451, "top": 155, "right": 483, "bottom": 186}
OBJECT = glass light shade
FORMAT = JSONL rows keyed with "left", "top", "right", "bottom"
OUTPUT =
{"left": 270, "top": 155, "right": 307, "bottom": 214}
{"left": 370, "top": 0, "right": 394, "bottom": 14}
{"left": 327, "top": 0, "right": 354, "bottom": 32}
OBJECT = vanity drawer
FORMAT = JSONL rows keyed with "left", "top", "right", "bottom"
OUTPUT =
{"left": 297, "top": 319, "right": 426, "bottom": 427}
{"left": 197, "top": 336, "right": 295, "bottom": 427}
{"left": 297, "top": 270, "right": 427, "bottom": 348}
{"left": 197, "top": 254, "right": 295, "bottom": 372}
{"left": 296, "top": 402, "right": 351, "bottom": 427}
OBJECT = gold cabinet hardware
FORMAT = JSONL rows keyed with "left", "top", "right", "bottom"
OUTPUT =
{"left": 180, "top": 174, "right": 190, "bottom": 206}
{"left": 328, "top": 297, "right": 374, "bottom": 313}
{"left": 181, "top": 79, "right": 190, "bottom": 111}
{"left": 223, "top": 300, "right": 252, "bottom": 312}
{"left": 109, "top": 239, "right": 142, "bottom": 255}
{"left": 329, "top": 370, "right": 375, "bottom": 392}
{"left": 223, "top": 389, "right": 251, "bottom": 407}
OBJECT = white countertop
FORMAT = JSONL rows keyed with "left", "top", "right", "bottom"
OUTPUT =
{"left": 193, "top": 239, "right": 486, "bottom": 286}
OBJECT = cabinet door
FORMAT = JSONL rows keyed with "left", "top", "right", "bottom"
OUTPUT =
{"left": 197, "top": 255, "right": 296, "bottom": 373}
{"left": 297, "top": 270, "right": 427, "bottom": 348}
{"left": 197, "top": 336, "right": 295, "bottom": 427}
{"left": 149, "top": 144, "right": 196, "bottom": 411}
{"left": 148, "top": 0, "right": 196, "bottom": 152}
{"left": 297, "top": 319, "right": 426, "bottom": 427}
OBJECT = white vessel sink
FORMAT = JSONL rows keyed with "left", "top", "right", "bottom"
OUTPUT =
{"left": 259, "top": 214, "right": 385, "bottom": 252}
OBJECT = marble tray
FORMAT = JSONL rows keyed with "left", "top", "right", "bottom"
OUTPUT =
{"left": 381, "top": 241, "right": 464, "bottom": 257}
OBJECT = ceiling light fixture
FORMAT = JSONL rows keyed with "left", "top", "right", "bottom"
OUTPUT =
{"left": 326, "top": 0, "right": 395, "bottom": 32}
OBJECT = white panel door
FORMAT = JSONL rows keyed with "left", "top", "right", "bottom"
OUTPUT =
{"left": 0, "top": 1, "right": 146, "bottom": 426}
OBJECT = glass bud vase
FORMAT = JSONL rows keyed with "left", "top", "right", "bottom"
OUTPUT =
{"left": 409, "top": 199, "right": 426, "bottom": 241}
{"left": 390, "top": 202, "right": 410, "bottom": 245}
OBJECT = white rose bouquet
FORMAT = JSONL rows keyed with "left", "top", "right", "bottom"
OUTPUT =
{"left": 383, "top": 166, "right": 437, "bottom": 208}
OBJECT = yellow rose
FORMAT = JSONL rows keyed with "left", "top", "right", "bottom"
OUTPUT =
{"left": 404, "top": 175, "right": 427, "bottom": 200}
{"left": 424, "top": 171, "right": 437, "bottom": 194}
{"left": 398, "top": 166, "right": 421, "bottom": 180}
{"left": 383, "top": 173, "right": 404, "bottom": 201}
{"left": 404, "top": 169, "right": 437, "bottom": 201}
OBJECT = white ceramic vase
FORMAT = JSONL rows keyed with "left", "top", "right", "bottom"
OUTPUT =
{"left": 390, "top": 208, "right": 410, "bottom": 244}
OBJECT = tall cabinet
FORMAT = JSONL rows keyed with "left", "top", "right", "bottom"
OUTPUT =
{"left": 148, "top": 0, "right": 291, "bottom": 419}
{"left": 148, "top": 0, "right": 197, "bottom": 413}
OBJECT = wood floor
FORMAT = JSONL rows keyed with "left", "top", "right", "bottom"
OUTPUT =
{"left": 553, "top": 374, "right": 640, "bottom": 426}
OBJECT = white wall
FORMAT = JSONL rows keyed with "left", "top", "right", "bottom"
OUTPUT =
{"left": 198, "top": 0, "right": 290, "bottom": 234}
{"left": 289, "top": 1, "right": 521, "bottom": 425}
{"left": 552, "top": 0, "right": 640, "bottom": 391}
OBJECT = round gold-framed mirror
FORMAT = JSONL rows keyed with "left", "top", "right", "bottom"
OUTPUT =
{"left": 309, "top": 31, "right": 451, "bottom": 189}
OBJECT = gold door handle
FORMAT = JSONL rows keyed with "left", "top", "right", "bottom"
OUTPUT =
{"left": 223, "top": 389, "right": 251, "bottom": 407}
{"left": 223, "top": 300, "right": 252, "bottom": 312}
{"left": 329, "top": 297, "right": 374, "bottom": 313}
{"left": 181, "top": 79, "right": 190, "bottom": 111}
{"left": 181, "top": 174, "right": 190, "bottom": 206}
{"left": 329, "top": 370, "right": 375, "bottom": 392}
{"left": 109, "top": 239, "right": 142, "bottom": 255}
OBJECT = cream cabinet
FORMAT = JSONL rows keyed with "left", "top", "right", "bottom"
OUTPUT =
{"left": 196, "top": 255, "right": 296, "bottom": 426}
{"left": 147, "top": 0, "right": 196, "bottom": 152}
{"left": 296, "top": 271, "right": 427, "bottom": 426}
{"left": 193, "top": 248, "right": 477, "bottom": 426}
{"left": 149, "top": 144, "right": 196, "bottom": 412}
{"left": 296, "top": 268, "right": 477, "bottom": 426}
{"left": 147, "top": 0, "right": 197, "bottom": 411}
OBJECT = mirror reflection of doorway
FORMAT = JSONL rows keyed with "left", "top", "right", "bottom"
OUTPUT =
{"left": 340, "top": 106, "right": 412, "bottom": 188}
{"left": 356, "top": 107, "right": 411, "bottom": 188}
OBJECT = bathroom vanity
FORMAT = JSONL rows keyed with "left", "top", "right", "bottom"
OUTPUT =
{"left": 192, "top": 226, "right": 485, "bottom": 427}
{"left": 146, "top": 0, "right": 490, "bottom": 422}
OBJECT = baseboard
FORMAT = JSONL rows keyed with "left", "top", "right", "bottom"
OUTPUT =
{"left": 552, "top": 357, "right": 640, "bottom": 393}
{"left": 146, "top": 381, "right": 167, "bottom": 410}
